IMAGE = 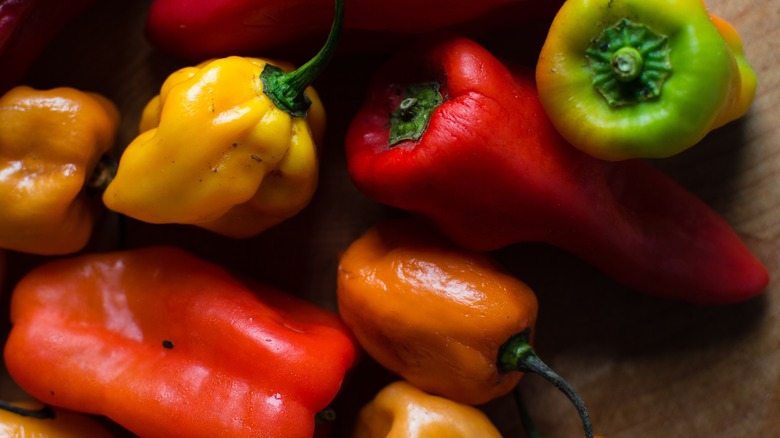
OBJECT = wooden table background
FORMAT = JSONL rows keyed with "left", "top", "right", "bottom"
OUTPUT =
{"left": 2, "top": 1, "right": 778, "bottom": 437}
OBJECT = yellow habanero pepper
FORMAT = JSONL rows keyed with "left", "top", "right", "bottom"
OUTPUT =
{"left": 0, "top": 86, "right": 119, "bottom": 255}
{"left": 102, "top": 0, "right": 342, "bottom": 238}
{"left": 353, "top": 381, "right": 502, "bottom": 438}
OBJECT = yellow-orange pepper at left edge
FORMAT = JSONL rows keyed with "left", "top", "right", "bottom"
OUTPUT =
{"left": 0, "top": 86, "right": 119, "bottom": 255}
{"left": 0, "top": 401, "right": 115, "bottom": 437}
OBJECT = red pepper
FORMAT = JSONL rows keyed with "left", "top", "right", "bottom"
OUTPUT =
{"left": 344, "top": 34, "right": 769, "bottom": 304}
{"left": 4, "top": 246, "right": 357, "bottom": 438}
{"left": 144, "top": 0, "right": 564, "bottom": 61}
{"left": 0, "top": 0, "right": 96, "bottom": 93}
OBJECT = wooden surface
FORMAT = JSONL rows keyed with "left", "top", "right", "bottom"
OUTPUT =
{"left": 2, "top": 1, "right": 779, "bottom": 437}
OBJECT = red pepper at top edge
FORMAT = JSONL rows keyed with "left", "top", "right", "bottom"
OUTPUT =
{"left": 345, "top": 34, "right": 768, "bottom": 304}
{"left": 0, "top": 0, "right": 96, "bottom": 93}
{"left": 144, "top": 0, "right": 564, "bottom": 60}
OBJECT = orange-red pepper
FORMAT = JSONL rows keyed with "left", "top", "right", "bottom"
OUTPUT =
{"left": 4, "top": 246, "right": 357, "bottom": 438}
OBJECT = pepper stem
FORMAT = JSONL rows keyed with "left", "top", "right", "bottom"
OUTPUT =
{"left": 585, "top": 18, "right": 672, "bottom": 107}
{"left": 85, "top": 154, "right": 117, "bottom": 196}
{"left": 611, "top": 46, "right": 644, "bottom": 82}
{"left": 388, "top": 82, "right": 443, "bottom": 145}
{"left": 513, "top": 386, "right": 545, "bottom": 438}
{"left": 0, "top": 400, "right": 56, "bottom": 419}
{"left": 498, "top": 330, "right": 593, "bottom": 438}
{"left": 260, "top": 0, "right": 344, "bottom": 117}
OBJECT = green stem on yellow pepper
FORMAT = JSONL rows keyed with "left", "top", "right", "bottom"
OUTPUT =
{"left": 260, "top": 0, "right": 344, "bottom": 117}
{"left": 498, "top": 330, "right": 593, "bottom": 438}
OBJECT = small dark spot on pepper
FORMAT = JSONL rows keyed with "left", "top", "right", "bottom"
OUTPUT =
{"left": 162, "top": 340, "right": 174, "bottom": 349}
{"left": 232, "top": 143, "right": 238, "bottom": 148}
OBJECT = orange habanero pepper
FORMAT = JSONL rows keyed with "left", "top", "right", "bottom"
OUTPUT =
{"left": 353, "top": 381, "right": 502, "bottom": 438}
{"left": 337, "top": 219, "right": 594, "bottom": 438}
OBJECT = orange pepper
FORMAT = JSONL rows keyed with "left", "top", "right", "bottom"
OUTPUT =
{"left": 353, "top": 381, "right": 502, "bottom": 437}
{"left": 337, "top": 219, "right": 593, "bottom": 437}
{"left": 0, "top": 86, "right": 119, "bottom": 254}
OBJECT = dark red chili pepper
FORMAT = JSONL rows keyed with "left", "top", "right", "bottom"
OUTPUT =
{"left": 344, "top": 34, "right": 769, "bottom": 304}
{"left": 0, "top": 0, "right": 96, "bottom": 93}
{"left": 144, "top": 0, "right": 564, "bottom": 60}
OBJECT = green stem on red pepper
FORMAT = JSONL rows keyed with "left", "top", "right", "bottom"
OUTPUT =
{"left": 498, "top": 330, "right": 593, "bottom": 438}
{"left": 388, "top": 82, "right": 443, "bottom": 145}
{"left": 260, "top": 0, "right": 344, "bottom": 117}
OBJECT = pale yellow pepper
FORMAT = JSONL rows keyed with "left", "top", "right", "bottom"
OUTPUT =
{"left": 102, "top": 0, "right": 343, "bottom": 238}
{"left": 0, "top": 86, "right": 119, "bottom": 255}
{"left": 353, "top": 381, "right": 503, "bottom": 438}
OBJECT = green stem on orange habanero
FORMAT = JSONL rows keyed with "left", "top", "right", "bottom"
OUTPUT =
{"left": 498, "top": 329, "right": 594, "bottom": 438}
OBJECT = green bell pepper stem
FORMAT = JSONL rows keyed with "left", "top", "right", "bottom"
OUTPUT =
{"left": 585, "top": 18, "right": 672, "bottom": 107}
{"left": 498, "top": 330, "right": 593, "bottom": 438}
{"left": 388, "top": 81, "right": 443, "bottom": 145}
{"left": 611, "top": 46, "right": 644, "bottom": 82}
{"left": 261, "top": 0, "right": 344, "bottom": 117}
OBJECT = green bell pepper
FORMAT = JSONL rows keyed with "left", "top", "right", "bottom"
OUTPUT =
{"left": 536, "top": 0, "right": 756, "bottom": 160}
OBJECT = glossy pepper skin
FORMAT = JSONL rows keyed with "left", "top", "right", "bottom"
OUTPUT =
{"left": 353, "top": 381, "right": 502, "bottom": 438}
{"left": 0, "top": 85, "right": 119, "bottom": 255}
{"left": 337, "top": 220, "right": 593, "bottom": 437}
{"left": 145, "top": 0, "right": 563, "bottom": 61}
{"left": 4, "top": 246, "right": 357, "bottom": 438}
{"left": 345, "top": 35, "right": 768, "bottom": 304}
{"left": 103, "top": 0, "right": 343, "bottom": 238}
{"left": 0, "top": 0, "right": 95, "bottom": 93}
{"left": 102, "top": 56, "right": 324, "bottom": 238}
{"left": 535, "top": 0, "right": 756, "bottom": 160}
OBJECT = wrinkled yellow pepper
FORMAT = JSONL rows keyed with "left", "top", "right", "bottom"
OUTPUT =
{"left": 102, "top": 56, "right": 325, "bottom": 238}
{"left": 0, "top": 86, "right": 119, "bottom": 255}
{"left": 353, "top": 381, "right": 503, "bottom": 438}
{"left": 103, "top": 0, "right": 343, "bottom": 238}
